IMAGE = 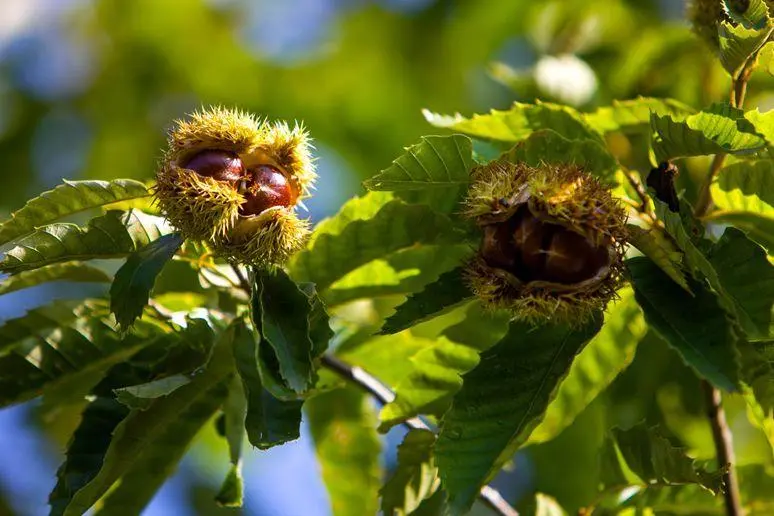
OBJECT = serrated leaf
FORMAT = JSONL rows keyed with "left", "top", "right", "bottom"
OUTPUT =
{"left": 379, "top": 302, "right": 510, "bottom": 430}
{"left": 0, "top": 300, "right": 90, "bottom": 355}
{"left": 231, "top": 320, "right": 303, "bottom": 448}
{"left": 0, "top": 209, "right": 171, "bottom": 274}
{"left": 601, "top": 423, "right": 724, "bottom": 494}
{"left": 94, "top": 380, "right": 229, "bottom": 516}
{"left": 709, "top": 159, "right": 774, "bottom": 254}
{"left": 528, "top": 289, "right": 647, "bottom": 444}
{"left": 0, "top": 179, "right": 150, "bottom": 247}
{"left": 110, "top": 233, "right": 184, "bottom": 331}
{"left": 435, "top": 315, "right": 603, "bottom": 514}
{"left": 502, "top": 129, "right": 620, "bottom": 184}
{"left": 364, "top": 135, "right": 474, "bottom": 212}
{"left": 0, "top": 262, "right": 111, "bottom": 296}
{"left": 215, "top": 374, "right": 247, "bottom": 507}
{"left": 307, "top": 386, "right": 381, "bottom": 516}
{"left": 252, "top": 267, "right": 321, "bottom": 394}
{"left": 53, "top": 336, "right": 234, "bottom": 516}
{"left": 381, "top": 429, "right": 440, "bottom": 516}
{"left": 307, "top": 191, "right": 394, "bottom": 249}
{"left": 628, "top": 257, "right": 741, "bottom": 391}
{"left": 627, "top": 224, "right": 691, "bottom": 292}
{"left": 718, "top": 21, "right": 774, "bottom": 76}
{"left": 708, "top": 228, "right": 774, "bottom": 340}
{"left": 423, "top": 102, "right": 602, "bottom": 144}
{"left": 583, "top": 97, "right": 694, "bottom": 134}
{"left": 381, "top": 266, "right": 472, "bottom": 335}
{"left": 723, "top": 0, "right": 771, "bottom": 29}
{"left": 289, "top": 200, "right": 461, "bottom": 292}
{"left": 651, "top": 103, "right": 767, "bottom": 161}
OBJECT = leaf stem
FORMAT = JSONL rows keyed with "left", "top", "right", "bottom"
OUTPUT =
{"left": 702, "top": 380, "right": 742, "bottom": 516}
{"left": 320, "top": 354, "right": 520, "bottom": 516}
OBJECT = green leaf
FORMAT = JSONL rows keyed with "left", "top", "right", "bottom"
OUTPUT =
{"left": 627, "top": 257, "right": 741, "bottom": 391}
{"left": 651, "top": 103, "right": 767, "bottom": 161}
{"left": 380, "top": 429, "right": 440, "bottom": 516}
{"left": 435, "top": 315, "right": 603, "bottom": 514}
{"left": 601, "top": 423, "right": 724, "bottom": 494}
{"left": 110, "top": 233, "right": 184, "bottom": 331}
{"left": 627, "top": 224, "right": 691, "bottom": 292}
{"left": 723, "top": 0, "right": 771, "bottom": 29}
{"left": 0, "top": 300, "right": 89, "bottom": 355}
{"left": 710, "top": 159, "right": 774, "bottom": 254}
{"left": 718, "top": 21, "right": 774, "bottom": 76}
{"left": 324, "top": 245, "right": 471, "bottom": 308}
{"left": 252, "top": 267, "right": 321, "bottom": 394}
{"left": 708, "top": 228, "right": 774, "bottom": 340}
{"left": 528, "top": 288, "right": 647, "bottom": 444}
{"left": 379, "top": 302, "right": 511, "bottom": 430}
{"left": 231, "top": 320, "right": 303, "bottom": 448}
{"left": 215, "top": 375, "right": 247, "bottom": 507}
{"left": 307, "top": 191, "right": 394, "bottom": 249}
{"left": 364, "top": 135, "right": 474, "bottom": 211}
{"left": 94, "top": 381, "right": 229, "bottom": 516}
{"left": 307, "top": 386, "right": 382, "bottom": 516}
{"left": 0, "top": 262, "right": 111, "bottom": 296}
{"left": 502, "top": 129, "right": 620, "bottom": 184}
{"left": 49, "top": 396, "right": 130, "bottom": 516}
{"left": 534, "top": 493, "right": 567, "bottom": 516}
{"left": 381, "top": 266, "right": 472, "bottom": 335}
{"left": 288, "top": 200, "right": 461, "bottom": 292}
{"left": 0, "top": 179, "right": 150, "bottom": 247}
{"left": 423, "top": 102, "right": 602, "bottom": 144}
{"left": 53, "top": 335, "right": 234, "bottom": 516}
{"left": 113, "top": 375, "right": 192, "bottom": 410}
{"left": 0, "top": 209, "right": 171, "bottom": 274}
{"left": 583, "top": 97, "right": 694, "bottom": 134}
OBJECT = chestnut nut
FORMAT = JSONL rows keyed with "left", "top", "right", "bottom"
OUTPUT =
{"left": 182, "top": 149, "right": 244, "bottom": 182}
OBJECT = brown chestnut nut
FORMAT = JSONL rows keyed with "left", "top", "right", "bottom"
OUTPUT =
{"left": 514, "top": 209, "right": 552, "bottom": 281}
{"left": 481, "top": 222, "right": 518, "bottom": 271}
{"left": 543, "top": 229, "right": 607, "bottom": 284}
{"left": 240, "top": 165, "right": 298, "bottom": 216}
{"left": 181, "top": 150, "right": 244, "bottom": 182}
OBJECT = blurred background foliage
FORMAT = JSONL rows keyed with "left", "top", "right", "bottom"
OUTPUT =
{"left": 1, "top": 0, "right": 772, "bottom": 515}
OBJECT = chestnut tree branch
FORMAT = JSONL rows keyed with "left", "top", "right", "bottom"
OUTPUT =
{"left": 702, "top": 380, "right": 742, "bottom": 516}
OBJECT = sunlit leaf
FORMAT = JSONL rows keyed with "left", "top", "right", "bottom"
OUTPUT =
{"left": 627, "top": 224, "right": 691, "bottom": 292}
{"left": 113, "top": 375, "right": 192, "bottom": 410}
{"left": 628, "top": 257, "right": 741, "bottom": 391}
{"left": 528, "top": 289, "right": 647, "bottom": 444}
{"left": 0, "top": 179, "right": 150, "bottom": 247}
{"left": 381, "top": 429, "right": 440, "bottom": 516}
{"left": 110, "top": 232, "right": 184, "bottom": 331}
{"left": 307, "top": 191, "right": 394, "bottom": 249}
{"left": 381, "top": 266, "right": 472, "bottom": 335}
{"left": 289, "top": 200, "right": 462, "bottom": 292}
{"left": 534, "top": 493, "right": 567, "bottom": 516}
{"left": 583, "top": 97, "right": 694, "bottom": 134}
{"left": 0, "top": 210, "right": 171, "bottom": 274}
{"left": 379, "top": 302, "right": 510, "bottom": 430}
{"left": 651, "top": 103, "right": 767, "bottom": 161}
{"left": 423, "top": 102, "right": 602, "bottom": 144}
{"left": 502, "top": 129, "right": 620, "bottom": 184}
{"left": 709, "top": 159, "right": 774, "bottom": 254}
{"left": 718, "top": 21, "right": 773, "bottom": 76}
{"left": 307, "top": 386, "right": 381, "bottom": 516}
{"left": 0, "top": 300, "right": 92, "bottom": 355}
{"left": 364, "top": 135, "right": 474, "bottom": 212}
{"left": 215, "top": 375, "right": 247, "bottom": 507}
{"left": 0, "top": 262, "right": 111, "bottom": 296}
{"left": 435, "top": 315, "right": 603, "bottom": 514}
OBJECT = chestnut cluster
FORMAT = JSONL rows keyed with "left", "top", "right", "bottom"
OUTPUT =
{"left": 181, "top": 149, "right": 298, "bottom": 217}
{"left": 480, "top": 205, "right": 610, "bottom": 286}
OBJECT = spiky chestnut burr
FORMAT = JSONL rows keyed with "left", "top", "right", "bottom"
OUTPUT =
{"left": 464, "top": 161, "right": 628, "bottom": 324}
{"left": 153, "top": 107, "right": 315, "bottom": 266}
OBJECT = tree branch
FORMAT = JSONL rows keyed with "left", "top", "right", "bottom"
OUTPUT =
{"left": 320, "top": 354, "right": 520, "bottom": 516}
{"left": 702, "top": 380, "right": 742, "bottom": 516}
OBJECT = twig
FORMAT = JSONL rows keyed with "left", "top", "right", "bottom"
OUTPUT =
{"left": 235, "top": 273, "right": 519, "bottom": 515}
{"left": 622, "top": 168, "right": 653, "bottom": 216}
{"left": 701, "top": 380, "right": 742, "bottom": 516}
{"left": 320, "top": 355, "right": 520, "bottom": 516}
